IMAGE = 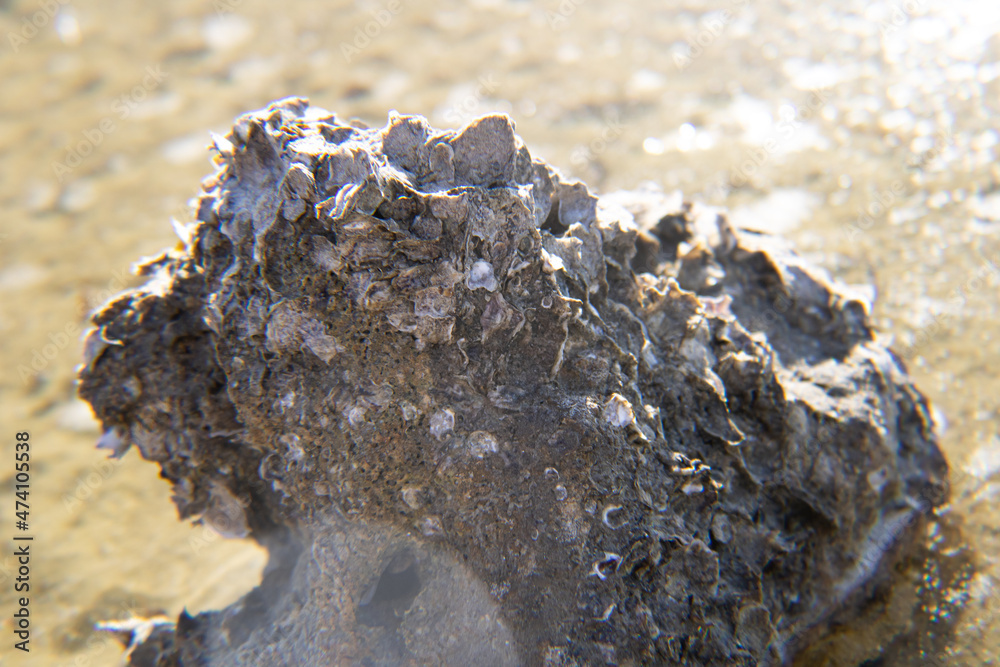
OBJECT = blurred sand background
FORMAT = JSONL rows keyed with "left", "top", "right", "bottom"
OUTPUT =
{"left": 0, "top": 0, "right": 998, "bottom": 664}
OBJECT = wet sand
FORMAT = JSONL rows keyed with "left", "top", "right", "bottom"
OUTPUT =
{"left": 0, "top": 0, "right": 998, "bottom": 665}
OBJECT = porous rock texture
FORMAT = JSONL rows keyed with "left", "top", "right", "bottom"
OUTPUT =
{"left": 79, "top": 97, "right": 949, "bottom": 667}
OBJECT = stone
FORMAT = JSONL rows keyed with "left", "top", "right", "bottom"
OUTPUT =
{"left": 79, "top": 97, "right": 948, "bottom": 666}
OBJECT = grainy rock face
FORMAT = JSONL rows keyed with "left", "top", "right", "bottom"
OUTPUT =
{"left": 79, "top": 97, "right": 949, "bottom": 667}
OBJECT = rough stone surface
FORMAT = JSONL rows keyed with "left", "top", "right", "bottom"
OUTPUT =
{"left": 79, "top": 97, "right": 949, "bottom": 666}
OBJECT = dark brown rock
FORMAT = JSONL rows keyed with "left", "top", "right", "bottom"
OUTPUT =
{"left": 79, "top": 97, "right": 948, "bottom": 666}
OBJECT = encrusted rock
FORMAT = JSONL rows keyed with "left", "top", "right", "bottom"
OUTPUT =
{"left": 79, "top": 97, "right": 948, "bottom": 666}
